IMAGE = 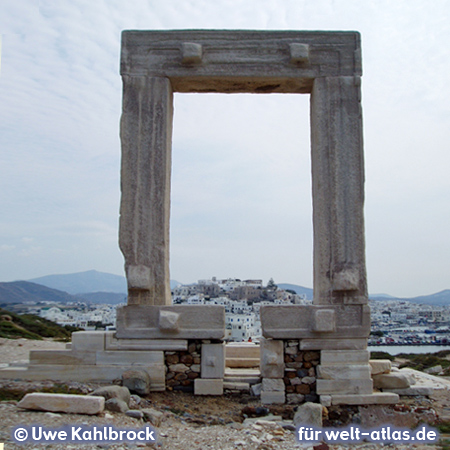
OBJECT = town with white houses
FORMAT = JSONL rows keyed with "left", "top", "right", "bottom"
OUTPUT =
{"left": 6, "top": 277, "right": 450, "bottom": 347}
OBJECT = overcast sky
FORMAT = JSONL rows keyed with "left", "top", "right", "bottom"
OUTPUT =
{"left": 0, "top": 0, "right": 449, "bottom": 298}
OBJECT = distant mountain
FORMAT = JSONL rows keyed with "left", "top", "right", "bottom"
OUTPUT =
{"left": 75, "top": 292, "right": 127, "bottom": 305}
{"left": 369, "top": 290, "right": 450, "bottom": 306}
{"left": 28, "top": 270, "right": 127, "bottom": 295}
{"left": 0, "top": 281, "right": 78, "bottom": 305}
{"left": 278, "top": 283, "right": 313, "bottom": 300}
{"left": 404, "top": 290, "right": 450, "bottom": 307}
{"left": 28, "top": 270, "right": 182, "bottom": 295}
{"left": 369, "top": 293, "right": 397, "bottom": 299}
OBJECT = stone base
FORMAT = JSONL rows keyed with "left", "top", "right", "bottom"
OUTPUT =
{"left": 226, "top": 343, "right": 260, "bottom": 368}
{"left": 317, "top": 379, "right": 373, "bottom": 395}
{"left": 382, "top": 386, "right": 433, "bottom": 396}
{"left": 261, "top": 391, "right": 285, "bottom": 404}
{"left": 0, "top": 331, "right": 179, "bottom": 390}
{"left": 0, "top": 364, "right": 165, "bottom": 390}
{"left": 116, "top": 305, "right": 225, "bottom": 339}
{"left": 330, "top": 392, "right": 399, "bottom": 405}
{"left": 194, "top": 379, "right": 223, "bottom": 395}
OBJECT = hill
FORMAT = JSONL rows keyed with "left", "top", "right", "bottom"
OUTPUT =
{"left": 0, "top": 281, "right": 79, "bottom": 305}
{"left": 277, "top": 283, "right": 313, "bottom": 300}
{"left": 29, "top": 270, "right": 127, "bottom": 295}
{"left": 0, "top": 307, "right": 81, "bottom": 340}
{"left": 28, "top": 270, "right": 182, "bottom": 294}
{"left": 405, "top": 289, "right": 450, "bottom": 307}
{"left": 75, "top": 292, "right": 127, "bottom": 305}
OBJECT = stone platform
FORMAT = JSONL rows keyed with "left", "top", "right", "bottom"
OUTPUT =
{"left": 0, "top": 331, "right": 166, "bottom": 389}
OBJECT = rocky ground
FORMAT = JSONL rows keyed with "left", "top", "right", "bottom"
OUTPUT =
{"left": 0, "top": 338, "right": 449, "bottom": 450}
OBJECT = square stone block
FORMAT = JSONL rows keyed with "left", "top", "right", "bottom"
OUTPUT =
{"left": 30, "top": 350, "right": 96, "bottom": 365}
{"left": 71, "top": 331, "right": 106, "bottom": 352}
{"left": 369, "top": 359, "right": 392, "bottom": 375}
{"left": 181, "top": 42, "right": 203, "bottom": 64}
{"left": 300, "top": 338, "right": 367, "bottom": 351}
{"left": 289, "top": 43, "right": 310, "bottom": 64}
{"left": 261, "top": 391, "right": 285, "bottom": 405}
{"left": 260, "top": 339, "right": 284, "bottom": 378}
{"left": 317, "top": 379, "right": 373, "bottom": 395}
{"left": 194, "top": 378, "right": 223, "bottom": 395}
{"left": 96, "top": 351, "right": 163, "bottom": 365}
{"left": 313, "top": 309, "right": 336, "bottom": 332}
{"left": 317, "top": 364, "right": 371, "bottom": 380}
{"left": 321, "top": 350, "right": 369, "bottom": 365}
{"left": 201, "top": 343, "right": 225, "bottom": 379}
{"left": 331, "top": 392, "right": 399, "bottom": 405}
{"left": 262, "top": 378, "right": 285, "bottom": 392}
{"left": 320, "top": 395, "right": 332, "bottom": 407}
{"left": 373, "top": 373, "right": 410, "bottom": 389}
{"left": 158, "top": 310, "right": 180, "bottom": 331}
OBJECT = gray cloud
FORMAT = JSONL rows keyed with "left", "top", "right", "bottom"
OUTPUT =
{"left": 0, "top": 0, "right": 448, "bottom": 297}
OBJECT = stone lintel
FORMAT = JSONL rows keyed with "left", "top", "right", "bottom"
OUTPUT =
{"left": 116, "top": 305, "right": 225, "bottom": 339}
{"left": 261, "top": 304, "right": 370, "bottom": 339}
{"left": 331, "top": 392, "right": 399, "bottom": 405}
{"left": 121, "top": 30, "right": 361, "bottom": 93}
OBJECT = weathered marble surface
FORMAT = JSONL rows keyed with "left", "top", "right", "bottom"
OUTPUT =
{"left": 121, "top": 30, "right": 361, "bottom": 93}
{"left": 116, "top": 305, "right": 225, "bottom": 339}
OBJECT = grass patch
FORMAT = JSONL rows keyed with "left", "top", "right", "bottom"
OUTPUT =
{"left": 370, "top": 351, "right": 395, "bottom": 361}
{"left": 397, "top": 353, "right": 450, "bottom": 373}
{"left": 0, "top": 308, "right": 82, "bottom": 341}
{"left": 438, "top": 422, "right": 450, "bottom": 434}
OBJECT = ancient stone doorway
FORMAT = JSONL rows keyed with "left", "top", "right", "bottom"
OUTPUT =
{"left": 119, "top": 30, "right": 368, "bottom": 310}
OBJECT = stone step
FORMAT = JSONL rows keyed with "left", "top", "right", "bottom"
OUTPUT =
{"left": 225, "top": 368, "right": 260, "bottom": 377}
{"left": 223, "top": 381, "right": 250, "bottom": 391}
{"left": 224, "top": 367, "right": 260, "bottom": 385}
{"left": 225, "top": 357, "right": 260, "bottom": 368}
{"left": 225, "top": 344, "right": 260, "bottom": 368}
{"left": 224, "top": 376, "right": 260, "bottom": 384}
{"left": 225, "top": 344, "right": 260, "bottom": 358}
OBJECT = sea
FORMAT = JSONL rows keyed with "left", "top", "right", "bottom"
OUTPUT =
{"left": 368, "top": 345, "right": 450, "bottom": 356}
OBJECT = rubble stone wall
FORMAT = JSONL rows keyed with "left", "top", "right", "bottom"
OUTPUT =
{"left": 165, "top": 340, "right": 202, "bottom": 392}
{"left": 284, "top": 340, "right": 319, "bottom": 404}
